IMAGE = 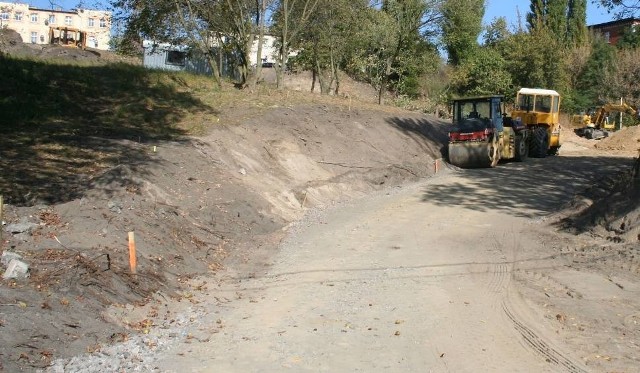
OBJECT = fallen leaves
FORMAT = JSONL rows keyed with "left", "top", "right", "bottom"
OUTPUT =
{"left": 38, "top": 210, "right": 62, "bottom": 226}
{"left": 128, "top": 319, "right": 153, "bottom": 334}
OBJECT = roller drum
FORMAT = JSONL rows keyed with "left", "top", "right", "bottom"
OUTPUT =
{"left": 448, "top": 141, "right": 496, "bottom": 168}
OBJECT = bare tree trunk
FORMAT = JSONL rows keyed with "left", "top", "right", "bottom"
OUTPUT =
{"left": 238, "top": 36, "right": 254, "bottom": 87}
{"left": 276, "top": 24, "right": 288, "bottom": 89}
{"left": 377, "top": 56, "right": 392, "bottom": 105}
{"left": 173, "top": 0, "right": 222, "bottom": 87}
{"left": 315, "top": 59, "right": 330, "bottom": 94}
{"left": 275, "top": 0, "right": 319, "bottom": 90}
{"left": 250, "top": 0, "right": 268, "bottom": 89}
{"left": 328, "top": 44, "right": 336, "bottom": 94}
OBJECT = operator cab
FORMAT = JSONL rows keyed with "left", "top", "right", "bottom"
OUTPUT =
{"left": 451, "top": 95, "right": 504, "bottom": 132}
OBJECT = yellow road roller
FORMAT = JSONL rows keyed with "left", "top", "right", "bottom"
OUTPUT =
{"left": 448, "top": 95, "right": 529, "bottom": 168}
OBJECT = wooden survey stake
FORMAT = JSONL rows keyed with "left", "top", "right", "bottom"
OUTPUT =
{"left": 128, "top": 231, "right": 137, "bottom": 274}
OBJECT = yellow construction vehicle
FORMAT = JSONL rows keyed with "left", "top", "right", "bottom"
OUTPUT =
{"left": 572, "top": 102, "right": 637, "bottom": 139}
{"left": 447, "top": 95, "right": 529, "bottom": 168}
{"left": 510, "top": 88, "right": 562, "bottom": 157}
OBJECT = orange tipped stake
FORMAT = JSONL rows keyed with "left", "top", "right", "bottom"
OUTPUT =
{"left": 128, "top": 231, "right": 137, "bottom": 274}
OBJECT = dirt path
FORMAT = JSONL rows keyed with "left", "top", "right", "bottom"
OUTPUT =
{"left": 39, "top": 134, "right": 639, "bottom": 373}
{"left": 143, "top": 155, "right": 634, "bottom": 372}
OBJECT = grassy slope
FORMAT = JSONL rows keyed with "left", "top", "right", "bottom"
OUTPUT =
{"left": 0, "top": 56, "right": 221, "bottom": 205}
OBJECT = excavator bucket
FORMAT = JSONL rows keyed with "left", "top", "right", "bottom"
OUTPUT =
{"left": 448, "top": 141, "right": 497, "bottom": 168}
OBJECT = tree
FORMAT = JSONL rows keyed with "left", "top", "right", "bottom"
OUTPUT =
{"left": 449, "top": 15, "right": 513, "bottom": 98}
{"left": 270, "top": 0, "right": 320, "bottom": 89}
{"left": 251, "top": 0, "right": 275, "bottom": 88}
{"left": 604, "top": 48, "right": 640, "bottom": 112}
{"left": 527, "top": 0, "right": 546, "bottom": 30}
{"left": 594, "top": 0, "right": 640, "bottom": 18}
{"left": 291, "top": 0, "right": 367, "bottom": 95}
{"left": 111, "top": 0, "right": 278, "bottom": 88}
{"left": 547, "top": 0, "right": 569, "bottom": 39}
{"left": 450, "top": 47, "right": 512, "bottom": 97}
{"left": 527, "top": 0, "right": 588, "bottom": 46}
{"left": 346, "top": 0, "right": 441, "bottom": 104}
{"left": 501, "top": 27, "right": 568, "bottom": 92}
{"left": 616, "top": 25, "right": 640, "bottom": 49}
{"left": 111, "top": 0, "right": 225, "bottom": 87}
{"left": 574, "top": 35, "right": 616, "bottom": 104}
{"left": 566, "top": 0, "right": 587, "bottom": 45}
{"left": 562, "top": 41, "right": 593, "bottom": 112}
{"left": 193, "top": 0, "right": 257, "bottom": 88}
{"left": 441, "top": 0, "right": 485, "bottom": 66}
{"left": 482, "top": 16, "right": 511, "bottom": 48}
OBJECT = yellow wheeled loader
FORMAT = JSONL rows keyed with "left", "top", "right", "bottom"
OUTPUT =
{"left": 447, "top": 95, "right": 529, "bottom": 168}
{"left": 510, "top": 88, "right": 562, "bottom": 157}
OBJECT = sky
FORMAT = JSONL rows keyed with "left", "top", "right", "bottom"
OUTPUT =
{"left": 484, "top": 0, "right": 614, "bottom": 28}
{"left": 24, "top": 0, "right": 617, "bottom": 27}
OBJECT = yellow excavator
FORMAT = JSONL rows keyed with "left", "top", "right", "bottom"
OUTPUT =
{"left": 572, "top": 102, "right": 637, "bottom": 139}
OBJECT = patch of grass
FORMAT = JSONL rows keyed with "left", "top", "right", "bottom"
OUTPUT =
{"left": 0, "top": 56, "right": 219, "bottom": 205}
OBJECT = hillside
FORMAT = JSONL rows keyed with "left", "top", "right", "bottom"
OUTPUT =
{"left": 0, "top": 53, "right": 450, "bottom": 371}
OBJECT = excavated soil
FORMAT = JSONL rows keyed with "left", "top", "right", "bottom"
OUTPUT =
{"left": 0, "top": 90, "right": 449, "bottom": 371}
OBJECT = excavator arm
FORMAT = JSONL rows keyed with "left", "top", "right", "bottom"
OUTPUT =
{"left": 592, "top": 103, "right": 637, "bottom": 129}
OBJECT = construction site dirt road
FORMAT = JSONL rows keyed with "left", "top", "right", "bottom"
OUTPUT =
{"left": 150, "top": 152, "right": 639, "bottom": 373}
{"left": 46, "top": 131, "right": 640, "bottom": 372}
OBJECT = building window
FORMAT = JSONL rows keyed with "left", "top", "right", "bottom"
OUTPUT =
{"left": 0, "top": 12, "right": 9, "bottom": 21}
{"left": 31, "top": 31, "right": 38, "bottom": 43}
{"left": 99, "top": 18, "right": 106, "bottom": 28}
{"left": 14, "top": 12, "right": 22, "bottom": 21}
{"left": 166, "top": 50, "right": 186, "bottom": 66}
{"left": 30, "top": 13, "right": 37, "bottom": 22}
{"left": 604, "top": 31, "right": 611, "bottom": 43}
{"left": 64, "top": 15, "right": 72, "bottom": 26}
{"left": 48, "top": 14, "right": 55, "bottom": 24}
{"left": 88, "top": 18, "right": 94, "bottom": 27}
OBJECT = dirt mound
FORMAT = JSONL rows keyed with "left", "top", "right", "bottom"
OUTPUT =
{"left": 0, "top": 28, "right": 39, "bottom": 57}
{"left": 595, "top": 125, "right": 640, "bottom": 153}
{"left": 555, "top": 155, "right": 640, "bottom": 244}
{"left": 0, "top": 28, "right": 141, "bottom": 64}
{"left": 0, "top": 28, "right": 22, "bottom": 46}
{"left": 0, "top": 97, "right": 447, "bottom": 371}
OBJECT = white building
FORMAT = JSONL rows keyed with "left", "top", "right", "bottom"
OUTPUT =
{"left": 0, "top": 2, "right": 111, "bottom": 50}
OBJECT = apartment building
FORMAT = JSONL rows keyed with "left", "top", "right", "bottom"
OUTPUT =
{"left": 0, "top": 2, "right": 111, "bottom": 50}
{"left": 588, "top": 17, "right": 640, "bottom": 45}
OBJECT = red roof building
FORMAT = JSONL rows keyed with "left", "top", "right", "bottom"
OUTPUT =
{"left": 588, "top": 17, "right": 640, "bottom": 45}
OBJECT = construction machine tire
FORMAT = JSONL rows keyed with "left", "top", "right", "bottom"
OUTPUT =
{"left": 447, "top": 135, "right": 500, "bottom": 168}
{"left": 530, "top": 127, "right": 549, "bottom": 158}
{"left": 586, "top": 128, "right": 607, "bottom": 140}
{"left": 584, "top": 128, "right": 595, "bottom": 139}
{"left": 490, "top": 135, "right": 500, "bottom": 167}
{"left": 514, "top": 135, "right": 528, "bottom": 162}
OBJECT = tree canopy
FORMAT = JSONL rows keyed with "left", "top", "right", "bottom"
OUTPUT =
{"left": 107, "top": 0, "right": 640, "bottom": 119}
